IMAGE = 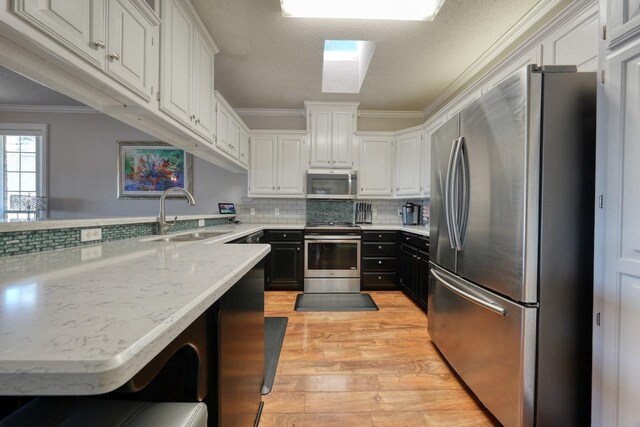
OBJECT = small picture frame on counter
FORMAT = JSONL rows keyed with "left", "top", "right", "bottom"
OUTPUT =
{"left": 218, "top": 203, "right": 236, "bottom": 215}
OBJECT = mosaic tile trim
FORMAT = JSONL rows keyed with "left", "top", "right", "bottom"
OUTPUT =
{"left": 0, "top": 217, "right": 231, "bottom": 257}
{"left": 306, "top": 200, "right": 354, "bottom": 224}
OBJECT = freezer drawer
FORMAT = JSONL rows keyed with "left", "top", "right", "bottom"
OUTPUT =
{"left": 428, "top": 263, "right": 536, "bottom": 427}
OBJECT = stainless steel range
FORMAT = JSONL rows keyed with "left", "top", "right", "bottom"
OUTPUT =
{"left": 304, "top": 222, "right": 361, "bottom": 293}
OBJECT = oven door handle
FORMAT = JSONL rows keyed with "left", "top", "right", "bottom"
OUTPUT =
{"left": 305, "top": 236, "right": 361, "bottom": 241}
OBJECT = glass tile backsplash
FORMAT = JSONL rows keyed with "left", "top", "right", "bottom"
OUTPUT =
{"left": 306, "top": 200, "right": 354, "bottom": 224}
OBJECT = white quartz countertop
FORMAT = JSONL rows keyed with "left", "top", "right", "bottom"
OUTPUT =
{"left": 0, "top": 222, "right": 428, "bottom": 396}
{"left": 0, "top": 224, "right": 286, "bottom": 396}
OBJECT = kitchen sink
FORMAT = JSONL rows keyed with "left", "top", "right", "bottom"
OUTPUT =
{"left": 148, "top": 230, "right": 230, "bottom": 242}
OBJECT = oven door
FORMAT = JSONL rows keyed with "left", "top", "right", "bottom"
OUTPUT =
{"left": 304, "top": 237, "right": 361, "bottom": 278}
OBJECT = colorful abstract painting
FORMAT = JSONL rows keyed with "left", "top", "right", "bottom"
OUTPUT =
{"left": 117, "top": 142, "right": 192, "bottom": 199}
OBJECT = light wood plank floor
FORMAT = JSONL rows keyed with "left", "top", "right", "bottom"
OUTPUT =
{"left": 260, "top": 291, "right": 498, "bottom": 427}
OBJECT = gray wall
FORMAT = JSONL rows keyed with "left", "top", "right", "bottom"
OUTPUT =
{"left": 0, "top": 111, "right": 247, "bottom": 219}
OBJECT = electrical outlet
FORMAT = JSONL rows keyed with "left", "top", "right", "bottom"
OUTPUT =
{"left": 275, "top": 208, "right": 280, "bottom": 216}
{"left": 250, "top": 208, "right": 255, "bottom": 215}
{"left": 398, "top": 209, "right": 402, "bottom": 216}
{"left": 80, "top": 228, "right": 102, "bottom": 242}
{"left": 373, "top": 209, "right": 378, "bottom": 218}
{"left": 198, "top": 219, "right": 205, "bottom": 227}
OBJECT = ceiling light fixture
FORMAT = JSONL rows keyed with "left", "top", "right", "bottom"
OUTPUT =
{"left": 280, "top": 0, "right": 445, "bottom": 21}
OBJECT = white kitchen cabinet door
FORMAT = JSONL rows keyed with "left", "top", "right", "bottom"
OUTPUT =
{"left": 238, "top": 128, "right": 249, "bottom": 166}
{"left": 192, "top": 30, "right": 215, "bottom": 141}
{"left": 543, "top": 5, "right": 599, "bottom": 72}
{"left": 277, "top": 136, "right": 305, "bottom": 195}
{"left": 395, "top": 131, "right": 422, "bottom": 197}
{"left": 228, "top": 119, "right": 240, "bottom": 158}
{"left": 12, "top": 0, "right": 106, "bottom": 67}
{"left": 481, "top": 46, "right": 542, "bottom": 94}
{"left": 331, "top": 110, "right": 354, "bottom": 168}
{"left": 608, "top": 0, "right": 640, "bottom": 49}
{"left": 600, "top": 38, "right": 640, "bottom": 427}
{"left": 160, "top": 0, "right": 193, "bottom": 126}
{"left": 359, "top": 136, "right": 393, "bottom": 197}
{"left": 106, "top": 0, "right": 155, "bottom": 100}
{"left": 249, "top": 136, "right": 277, "bottom": 195}
{"left": 309, "top": 110, "right": 332, "bottom": 167}
{"left": 215, "top": 102, "right": 231, "bottom": 154}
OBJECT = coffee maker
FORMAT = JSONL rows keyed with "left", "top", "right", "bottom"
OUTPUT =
{"left": 402, "top": 201, "right": 421, "bottom": 226}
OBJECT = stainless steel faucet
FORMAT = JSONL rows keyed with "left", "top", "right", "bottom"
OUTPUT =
{"left": 158, "top": 187, "right": 196, "bottom": 235}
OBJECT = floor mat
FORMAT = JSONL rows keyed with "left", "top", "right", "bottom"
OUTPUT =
{"left": 262, "top": 317, "right": 288, "bottom": 395}
{"left": 294, "top": 293, "right": 379, "bottom": 312}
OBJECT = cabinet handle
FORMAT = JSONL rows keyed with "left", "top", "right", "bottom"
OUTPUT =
{"left": 241, "top": 153, "right": 245, "bottom": 157}
{"left": 93, "top": 40, "right": 105, "bottom": 48}
{"left": 378, "top": 245, "right": 382, "bottom": 249}
{"left": 283, "top": 234, "right": 287, "bottom": 237}
{"left": 406, "top": 237, "right": 410, "bottom": 241}
{"left": 378, "top": 276, "right": 382, "bottom": 280}
{"left": 297, "top": 247, "right": 300, "bottom": 251}
{"left": 361, "top": 188, "right": 364, "bottom": 191}
{"left": 396, "top": 187, "right": 399, "bottom": 191}
{"left": 379, "top": 234, "right": 382, "bottom": 238}
{"left": 378, "top": 261, "right": 382, "bottom": 265}
{"left": 109, "top": 52, "right": 120, "bottom": 60}
{"left": 195, "top": 118, "right": 200, "bottom": 124}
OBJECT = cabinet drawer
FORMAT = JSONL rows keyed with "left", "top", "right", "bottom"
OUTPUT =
{"left": 362, "top": 231, "right": 398, "bottom": 242}
{"left": 362, "top": 272, "right": 397, "bottom": 288}
{"left": 401, "top": 232, "right": 421, "bottom": 248}
{"left": 362, "top": 257, "right": 397, "bottom": 272}
{"left": 268, "top": 230, "right": 302, "bottom": 242}
{"left": 419, "top": 237, "right": 430, "bottom": 253}
{"left": 362, "top": 242, "right": 397, "bottom": 257}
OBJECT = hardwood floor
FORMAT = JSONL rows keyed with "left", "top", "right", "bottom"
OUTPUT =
{"left": 261, "top": 291, "right": 498, "bottom": 426}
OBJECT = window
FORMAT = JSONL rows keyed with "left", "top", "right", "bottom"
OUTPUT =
{"left": 0, "top": 124, "right": 47, "bottom": 221}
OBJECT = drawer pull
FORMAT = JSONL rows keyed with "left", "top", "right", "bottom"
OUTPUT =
{"left": 284, "top": 234, "right": 287, "bottom": 237}
{"left": 379, "top": 234, "right": 382, "bottom": 238}
{"left": 378, "top": 276, "right": 382, "bottom": 280}
{"left": 378, "top": 261, "right": 382, "bottom": 265}
{"left": 379, "top": 246, "right": 382, "bottom": 249}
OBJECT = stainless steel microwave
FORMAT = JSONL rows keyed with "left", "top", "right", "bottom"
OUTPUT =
{"left": 306, "top": 170, "right": 357, "bottom": 199}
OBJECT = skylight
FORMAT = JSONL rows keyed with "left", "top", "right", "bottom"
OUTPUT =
{"left": 280, "top": 0, "right": 446, "bottom": 21}
{"left": 322, "top": 40, "right": 376, "bottom": 94}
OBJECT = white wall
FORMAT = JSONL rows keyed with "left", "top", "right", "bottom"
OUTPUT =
{"left": 0, "top": 110, "right": 248, "bottom": 219}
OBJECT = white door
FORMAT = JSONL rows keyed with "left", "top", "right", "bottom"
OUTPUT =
{"left": 228, "top": 119, "right": 240, "bottom": 158}
{"left": 395, "top": 131, "right": 422, "bottom": 197}
{"left": 238, "top": 129, "right": 249, "bottom": 166}
{"left": 608, "top": 0, "right": 640, "bottom": 49}
{"left": 422, "top": 120, "right": 443, "bottom": 197}
{"left": 543, "top": 5, "right": 599, "bottom": 72}
{"left": 332, "top": 111, "right": 354, "bottom": 168}
{"left": 249, "top": 136, "right": 277, "bottom": 195}
{"left": 277, "top": 136, "right": 305, "bottom": 195}
{"left": 216, "top": 103, "right": 231, "bottom": 154}
{"left": 600, "top": 37, "right": 640, "bottom": 427}
{"left": 359, "top": 136, "right": 393, "bottom": 197}
{"left": 481, "top": 46, "right": 542, "bottom": 94}
{"left": 192, "top": 30, "right": 215, "bottom": 141}
{"left": 160, "top": 0, "right": 193, "bottom": 126}
{"left": 106, "top": 0, "right": 153, "bottom": 100}
{"left": 12, "top": 0, "right": 106, "bottom": 67}
{"left": 309, "top": 110, "right": 332, "bottom": 168}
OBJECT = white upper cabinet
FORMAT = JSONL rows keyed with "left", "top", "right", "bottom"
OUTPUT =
{"left": 332, "top": 111, "right": 355, "bottom": 168}
{"left": 309, "top": 110, "right": 332, "bottom": 167}
{"left": 192, "top": 30, "right": 216, "bottom": 139}
{"left": 395, "top": 130, "right": 422, "bottom": 197}
{"left": 228, "top": 118, "right": 240, "bottom": 157}
{"left": 249, "top": 132, "right": 308, "bottom": 197}
{"left": 238, "top": 128, "right": 249, "bottom": 166}
{"left": 422, "top": 119, "right": 444, "bottom": 198}
{"left": 277, "top": 136, "right": 306, "bottom": 195}
{"left": 160, "top": 0, "right": 218, "bottom": 139}
{"left": 482, "top": 46, "right": 542, "bottom": 94}
{"left": 608, "top": 0, "right": 640, "bottom": 49}
{"left": 106, "top": 0, "right": 156, "bottom": 100}
{"left": 12, "top": 0, "right": 106, "bottom": 67}
{"left": 306, "top": 102, "right": 358, "bottom": 169}
{"left": 358, "top": 134, "right": 394, "bottom": 198}
{"left": 543, "top": 5, "right": 599, "bottom": 72}
{"left": 249, "top": 135, "right": 277, "bottom": 195}
{"left": 215, "top": 100, "right": 231, "bottom": 153}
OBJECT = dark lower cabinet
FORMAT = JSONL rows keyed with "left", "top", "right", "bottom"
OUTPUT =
{"left": 417, "top": 250, "right": 429, "bottom": 311}
{"left": 265, "top": 230, "right": 303, "bottom": 291}
{"left": 400, "top": 244, "right": 418, "bottom": 298}
{"left": 361, "top": 231, "right": 400, "bottom": 291}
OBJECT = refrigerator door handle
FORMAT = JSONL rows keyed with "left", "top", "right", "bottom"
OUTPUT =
{"left": 431, "top": 268, "right": 506, "bottom": 316}
{"left": 450, "top": 137, "right": 464, "bottom": 251}
{"left": 458, "top": 136, "right": 470, "bottom": 250}
{"left": 445, "top": 138, "right": 459, "bottom": 249}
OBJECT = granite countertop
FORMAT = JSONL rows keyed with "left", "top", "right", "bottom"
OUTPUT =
{"left": 0, "top": 222, "right": 429, "bottom": 396}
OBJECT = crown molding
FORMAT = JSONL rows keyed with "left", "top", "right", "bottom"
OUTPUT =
{"left": 358, "top": 110, "right": 424, "bottom": 119}
{"left": 0, "top": 104, "right": 98, "bottom": 113}
{"left": 235, "top": 108, "right": 305, "bottom": 117}
{"left": 421, "top": 0, "right": 566, "bottom": 118}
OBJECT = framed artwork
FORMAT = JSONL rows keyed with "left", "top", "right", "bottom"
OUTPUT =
{"left": 117, "top": 141, "right": 193, "bottom": 199}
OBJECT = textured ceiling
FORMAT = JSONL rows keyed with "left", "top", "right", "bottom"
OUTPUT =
{"left": 0, "top": 65, "right": 83, "bottom": 106}
{"left": 192, "top": 0, "right": 541, "bottom": 111}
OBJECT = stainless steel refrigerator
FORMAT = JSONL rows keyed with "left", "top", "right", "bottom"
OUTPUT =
{"left": 428, "top": 65, "right": 596, "bottom": 427}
